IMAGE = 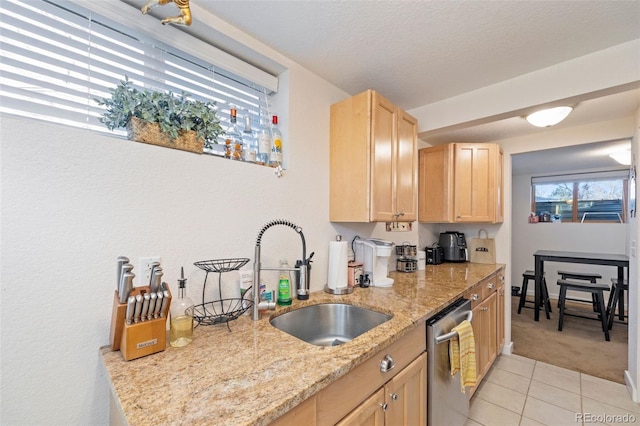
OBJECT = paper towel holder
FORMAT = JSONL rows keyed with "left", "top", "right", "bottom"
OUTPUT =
{"left": 324, "top": 284, "right": 354, "bottom": 295}
{"left": 325, "top": 235, "right": 353, "bottom": 295}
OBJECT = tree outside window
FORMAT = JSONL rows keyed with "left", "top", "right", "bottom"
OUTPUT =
{"left": 532, "top": 177, "right": 626, "bottom": 223}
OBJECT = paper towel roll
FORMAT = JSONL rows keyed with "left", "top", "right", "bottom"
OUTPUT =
{"left": 327, "top": 240, "right": 349, "bottom": 290}
{"left": 418, "top": 250, "right": 426, "bottom": 271}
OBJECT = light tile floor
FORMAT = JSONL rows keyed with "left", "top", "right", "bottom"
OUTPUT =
{"left": 466, "top": 354, "right": 640, "bottom": 426}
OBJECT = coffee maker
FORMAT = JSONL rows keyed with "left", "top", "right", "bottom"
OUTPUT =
{"left": 438, "top": 231, "right": 468, "bottom": 262}
{"left": 354, "top": 238, "right": 394, "bottom": 287}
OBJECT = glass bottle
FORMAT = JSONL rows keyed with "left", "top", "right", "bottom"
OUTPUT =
{"left": 225, "top": 105, "right": 242, "bottom": 160}
{"left": 256, "top": 111, "right": 271, "bottom": 165}
{"left": 269, "top": 115, "right": 283, "bottom": 167}
{"left": 277, "top": 259, "right": 292, "bottom": 306}
{"left": 242, "top": 110, "right": 257, "bottom": 163}
{"left": 170, "top": 267, "right": 194, "bottom": 348}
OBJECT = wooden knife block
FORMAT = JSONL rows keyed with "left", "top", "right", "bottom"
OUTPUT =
{"left": 109, "top": 287, "right": 172, "bottom": 361}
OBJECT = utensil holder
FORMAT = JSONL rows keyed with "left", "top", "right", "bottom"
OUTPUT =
{"left": 109, "top": 286, "right": 172, "bottom": 361}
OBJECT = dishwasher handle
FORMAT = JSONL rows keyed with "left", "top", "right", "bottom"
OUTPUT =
{"left": 434, "top": 310, "right": 473, "bottom": 344}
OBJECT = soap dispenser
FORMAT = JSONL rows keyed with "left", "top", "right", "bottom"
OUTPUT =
{"left": 169, "top": 267, "right": 194, "bottom": 347}
{"left": 277, "top": 259, "right": 292, "bottom": 306}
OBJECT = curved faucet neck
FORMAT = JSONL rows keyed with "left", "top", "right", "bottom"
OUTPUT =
{"left": 252, "top": 220, "right": 309, "bottom": 320}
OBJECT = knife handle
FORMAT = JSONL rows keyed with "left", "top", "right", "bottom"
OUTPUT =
{"left": 116, "top": 256, "right": 129, "bottom": 290}
{"left": 140, "top": 293, "right": 150, "bottom": 322}
{"left": 119, "top": 271, "right": 135, "bottom": 304}
{"left": 160, "top": 290, "right": 170, "bottom": 317}
{"left": 125, "top": 295, "right": 136, "bottom": 325}
{"left": 133, "top": 295, "right": 143, "bottom": 323}
{"left": 155, "top": 292, "right": 163, "bottom": 318}
{"left": 149, "top": 262, "right": 161, "bottom": 287}
{"left": 148, "top": 292, "right": 157, "bottom": 320}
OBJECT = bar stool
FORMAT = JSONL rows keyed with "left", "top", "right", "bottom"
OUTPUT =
{"left": 556, "top": 271, "right": 602, "bottom": 310}
{"left": 518, "top": 270, "right": 551, "bottom": 318}
{"left": 557, "top": 279, "right": 610, "bottom": 341}
{"left": 607, "top": 278, "right": 629, "bottom": 330}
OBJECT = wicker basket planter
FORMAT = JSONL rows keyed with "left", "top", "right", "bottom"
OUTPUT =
{"left": 126, "top": 117, "right": 204, "bottom": 154}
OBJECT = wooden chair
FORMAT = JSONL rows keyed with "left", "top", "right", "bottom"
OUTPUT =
{"left": 607, "top": 278, "right": 629, "bottom": 330}
{"left": 557, "top": 279, "right": 610, "bottom": 341}
{"left": 518, "top": 270, "right": 551, "bottom": 318}
{"left": 556, "top": 270, "right": 602, "bottom": 310}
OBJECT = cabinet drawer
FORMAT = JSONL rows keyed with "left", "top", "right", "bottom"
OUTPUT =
{"left": 464, "top": 285, "right": 481, "bottom": 308}
{"left": 316, "top": 324, "right": 426, "bottom": 426}
{"left": 480, "top": 274, "right": 498, "bottom": 300}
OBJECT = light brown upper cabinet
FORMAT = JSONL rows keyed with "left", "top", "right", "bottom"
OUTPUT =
{"left": 330, "top": 90, "right": 417, "bottom": 222}
{"left": 419, "top": 143, "right": 503, "bottom": 223}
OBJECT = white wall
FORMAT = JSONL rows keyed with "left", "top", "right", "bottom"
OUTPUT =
{"left": 512, "top": 173, "right": 628, "bottom": 300}
{"left": 496, "top": 114, "right": 637, "bottom": 396}
{"left": 627, "top": 108, "right": 640, "bottom": 399}
{"left": 0, "top": 63, "right": 348, "bottom": 424}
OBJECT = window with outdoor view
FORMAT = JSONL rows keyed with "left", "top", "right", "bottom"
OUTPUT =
{"left": 531, "top": 171, "right": 629, "bottom": 223}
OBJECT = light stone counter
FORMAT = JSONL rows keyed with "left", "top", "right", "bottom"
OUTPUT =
{"left": 101, "top": 262, "right": 503, "bottom": 426}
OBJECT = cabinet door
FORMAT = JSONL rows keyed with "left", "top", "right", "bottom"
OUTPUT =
{"left": 270, "top": 396, "right": 316, "bottom": 426}
{"left": 336, "top": 389, "right": 385, "bottom": 426}
{"left": 495, "top": 147, "right": 504, "bottom": 223}
{"left": 329, "top": 91, "right": 371, "bottom": 222}
{"left": 470, "top": 301, "right": 483, "bottom": 396}
{"left": 497, "top": 283, "right": 505, "bottom": 354}
{"left": 496, "top": 267, "right": 506, "bottom": 353}
{"left": 418, "top": 144, "right": 453, "bottom": 222}
{"left": 370, "top": 92, "right": 397, "bottom": 222}
{"left": 479, "top": 292, "right": 498, "bottom": 376}
{"left": 385, "top": 353, "right": 427, "bottom": 426}
{"left": 453, "top": 143, "right": 497, "bottom": 222}
{"left": 395, "top": 109, "right": 418, "bottom": 221}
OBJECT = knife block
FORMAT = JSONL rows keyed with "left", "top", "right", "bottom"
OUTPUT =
{"left": 109, "top": 287, "right": 172, "bottom": 361}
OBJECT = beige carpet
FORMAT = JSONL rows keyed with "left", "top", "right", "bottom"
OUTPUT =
{"left": 511, "top": 296, "right": 628, "bottom": 384}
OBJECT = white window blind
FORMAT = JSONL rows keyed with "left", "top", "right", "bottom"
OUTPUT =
{"left": 0, "top": 0, "right": 271, "bottom": 145}
{"left": 531, "top": 169, "right": 630, "bottom": 185}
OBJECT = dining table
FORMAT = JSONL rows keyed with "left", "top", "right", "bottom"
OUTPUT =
{"left": 533, "top": 250, "right": 629, "bottom": 322}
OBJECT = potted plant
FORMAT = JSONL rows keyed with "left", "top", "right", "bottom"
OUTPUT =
{"left": 95, "top": 76, "right": 223, "bottom": 154}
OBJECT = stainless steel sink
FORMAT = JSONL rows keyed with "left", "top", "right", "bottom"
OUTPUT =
{"left": 270, "top": 303, "right": 393, "bottom": 346}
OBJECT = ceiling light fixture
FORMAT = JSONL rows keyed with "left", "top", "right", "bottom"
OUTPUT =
{"left": 609, "top": 149, "right": 631, "bottom": 166}
{"left": 526, "top": 106, "right": 573, "bottom": 128}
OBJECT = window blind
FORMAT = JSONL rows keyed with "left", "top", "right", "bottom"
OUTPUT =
{"left": 0, "top": 0, "right": 271, "bottom": 144}
{"left": 531, "top": 169, "right": 630, "bottom": 185}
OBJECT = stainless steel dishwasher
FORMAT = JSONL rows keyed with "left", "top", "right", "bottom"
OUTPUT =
{"left": 426, "top": 298, "right": 473, "bottom": 426}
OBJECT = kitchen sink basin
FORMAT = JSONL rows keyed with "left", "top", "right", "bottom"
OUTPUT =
{"left": 270, "top": 303, "right": 393, "bottom": 346}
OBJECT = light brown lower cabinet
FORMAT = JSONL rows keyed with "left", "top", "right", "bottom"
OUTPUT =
{"left": 270, "top": 396, "right": 317, "bottom": 426}
{"left": 464, "top": 269, "right": 504, "bottom": 397}
{"left": 474, "top": 292, "right": 498, "bottom": 379}
{"left": 338, "top": 353, "right": 427, "bottom": 426}
{"left": 271, "top": 325, "right": 427, "bottom": 425}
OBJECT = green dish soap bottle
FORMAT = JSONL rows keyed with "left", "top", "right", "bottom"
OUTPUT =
{"left": 277, "top": 259, "right": 292, "bottom": 306}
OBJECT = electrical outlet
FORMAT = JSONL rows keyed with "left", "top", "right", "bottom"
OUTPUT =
{"left": 139, "top": 256, "right": 161, "bottom": 285}
{"left": 386, "top": 222, "right": 412, "bottom": 232}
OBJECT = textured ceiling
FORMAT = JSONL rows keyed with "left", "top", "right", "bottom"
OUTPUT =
{"left": 195, "top": 0, "right": 640, "bottom": 110}
{"left": 183, "top": 0, "right": 640, "bottom": 172}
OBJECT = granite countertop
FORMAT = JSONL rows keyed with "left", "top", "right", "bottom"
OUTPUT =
{"left": 101, "top": 262, "right": 503, "bottom": 426}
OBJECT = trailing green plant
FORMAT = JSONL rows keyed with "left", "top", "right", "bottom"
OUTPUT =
{"left": 95, "top": 76, "right": 222, "bottom": 147}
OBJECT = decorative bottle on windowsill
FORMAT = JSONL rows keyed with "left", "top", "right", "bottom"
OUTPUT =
{"left": 242, "top": 109, "right": 257, "bottom": 163}
{"left": 225, "top": 105, "right": 242, "bottom": 160}
{"left": 256, "top": 111, "right": 271, "bottom": 166}
{"left": 269, "top": 115, "right": 283, "bottom": 168}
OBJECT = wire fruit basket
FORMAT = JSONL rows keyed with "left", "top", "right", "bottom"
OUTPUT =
{"left": 193, "top": 258, "right": 253, "bottom": 330}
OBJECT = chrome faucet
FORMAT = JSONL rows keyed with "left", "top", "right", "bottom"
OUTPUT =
{"left": 252, "top": 219, "right": 314, "bottom": 320}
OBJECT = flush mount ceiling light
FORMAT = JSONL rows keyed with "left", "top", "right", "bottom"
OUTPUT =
{"left": 609, "top": 148, "right": 631, "bottom": 166}
{"left": 526, "top": 106, "right": 573, "bottom": 127}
